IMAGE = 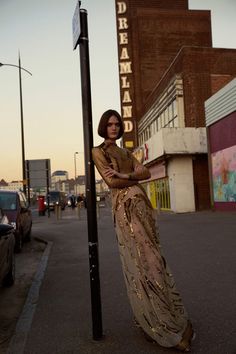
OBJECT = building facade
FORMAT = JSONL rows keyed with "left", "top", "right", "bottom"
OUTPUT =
{"left": 205, "top": 78, "right": 236, "bottom": 211}
{"left": 51, "top": 170, "right": 69, "bottom": 191}
{"left": 115, "top": 0, "right": 236, "bottom": 212}
{"left": 137, "top": 47, "right": 236, "bottom": 212}
{"left": 0, "top": 180, "right": 23, "bottom": 191}
{"left": 115, "top": 0, "right": 212, "bottom": 149}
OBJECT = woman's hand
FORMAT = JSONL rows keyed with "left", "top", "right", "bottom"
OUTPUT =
{"left": 134, "top": 164, "right": 144, "bottom": 173}
{"left": 104, "top": 166, "right": 129, "bottom": 179}
{"left": 103, "top": 167, "right": 116, "bottom": 178}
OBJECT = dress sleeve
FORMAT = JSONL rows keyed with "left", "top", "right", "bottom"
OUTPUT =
{"left": 92, "top": 147, "right": 137, "bottom": 189}
{"left": 128, "top": 151, "right": 151, "bottom": 181}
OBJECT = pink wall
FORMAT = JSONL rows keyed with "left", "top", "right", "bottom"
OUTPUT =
{"left": 208, "top": 111, "right": 236, "bottom": 211}
{"left": 209, "top": 111, "right": 236, "bottom": 153}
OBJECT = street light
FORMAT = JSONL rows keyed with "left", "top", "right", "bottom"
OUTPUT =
{"left": 74, "top": 151, "right": 78, "bottom": 195}
{"left": 0, "top": 54, "right": 32, "bottom": 196}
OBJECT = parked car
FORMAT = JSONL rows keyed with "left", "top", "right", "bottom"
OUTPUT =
{"left": 0, "top": 209, "right": 15, "bottom": 287}
{"left": 0, "top": 190, "right": 32, "bottom": 252}
{"left": 44, "top": 191, "right": 67, "bottom": 211}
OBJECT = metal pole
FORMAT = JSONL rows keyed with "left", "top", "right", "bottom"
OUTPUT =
{"left": 26, "top": 160, "right": 31, "bottom": 206}
{"left": 0, "top": 58, "right": 32, "bottom": 195}
{"left": 74, "top": 151, "right": 78, "bottom": 195}
{"left": 46, "top": 159, "right": 50, "bottom": 218}
{"left": 0, "top": 62, "right": 32, "bottom": 76}
{"left": 18, "top": 54, "right": 26, "bottom": 195}
{"left": 79, "top": 9, "right": 103, "bottom": 340}
{"left": 206, "top": 126, "right": 214, "bottom": 210}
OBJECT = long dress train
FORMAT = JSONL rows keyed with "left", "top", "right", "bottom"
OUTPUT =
{"left": 113, "top": 184, "right": 189, "bottom": 348}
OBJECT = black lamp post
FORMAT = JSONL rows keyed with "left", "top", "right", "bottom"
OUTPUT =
{"left": 0, "top": 54, "right": 32, "bottom": 195}
{"left": 74, "top": 151, "right": 78, "bottom": 195}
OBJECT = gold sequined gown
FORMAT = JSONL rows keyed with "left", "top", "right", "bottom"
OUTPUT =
{"left": 92, "top": 141, "right": 192, "bottom": 349}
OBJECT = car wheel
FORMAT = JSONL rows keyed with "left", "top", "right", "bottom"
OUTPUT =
{"left": 3, "top": 254, "right": 15, "bottom": 287}
{"left": 25, "top": 223, "right": 32, "bottom": 242}
{"left": 15, "top": 231, "right": 23, "bottom": 253}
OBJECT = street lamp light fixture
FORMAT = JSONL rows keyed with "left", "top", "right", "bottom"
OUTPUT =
{"left": 0, "top": 62, "right": 32, "bottom": 76}
{"left": 0, "top": 55, "right": 32, "bottom": 196}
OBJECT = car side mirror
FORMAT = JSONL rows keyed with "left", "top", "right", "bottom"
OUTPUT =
{"left": 0, "top": 224, "right": 14, "bottom": 238}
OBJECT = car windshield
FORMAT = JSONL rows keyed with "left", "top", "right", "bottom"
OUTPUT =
{"left": 49, "top": 192, "right": 60, "bottom": 202}
{"left": 0, "top": 193, "right": 17, "bottom": 210}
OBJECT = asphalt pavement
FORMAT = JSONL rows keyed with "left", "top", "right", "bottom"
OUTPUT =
{"left": 6, "top": 205, "right": 236, "bottom": 354}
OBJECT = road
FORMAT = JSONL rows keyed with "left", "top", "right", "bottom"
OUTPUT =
{"left": 2, "top": 205, "right": 236, "bottom": 354}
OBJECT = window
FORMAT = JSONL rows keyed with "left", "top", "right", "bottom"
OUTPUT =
{"left": 0, "top": 192, "right": 17, "bottom": 210}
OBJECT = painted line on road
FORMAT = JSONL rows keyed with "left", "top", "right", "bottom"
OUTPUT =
{"left": 6, "top": 240, "right": 53, "bottom": 354}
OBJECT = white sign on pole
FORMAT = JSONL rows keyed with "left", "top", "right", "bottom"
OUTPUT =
{"left": 72, "top": 1, "right": 81, "bottom": 50}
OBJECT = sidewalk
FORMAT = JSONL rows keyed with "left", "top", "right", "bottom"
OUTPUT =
{"left": 6, "top": 207, "right": 236, "bottom": 354}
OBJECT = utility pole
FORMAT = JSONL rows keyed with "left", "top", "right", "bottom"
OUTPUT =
{"left": 18, "top": 53, "right": 27, "bottom": 195}
{"left": 72, "top": 2, "right": 103, "bottom": 340}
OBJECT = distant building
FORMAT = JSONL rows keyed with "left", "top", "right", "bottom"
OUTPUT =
{"left": 205, "top": 78, "right": 236, "bottom": 211}
{"left": 51, "top": 170, "right": 69, "bottom": 190}
{"left": 75, "top": 175, "right": 86, "bottom": 195}
{"left": 96, "top": 179, "right": 109, "bottom": 194}
{"left": 0, "top": 179, "right": 8, "bottom": 189}
{"left": 50, "top": 178, "right": 73, "bottom": 195}
{"left": 0, "top": 180, "right": 23, "bottom": 191}
{"left": 115, "top": 0, "right": 236, "bottom": 212}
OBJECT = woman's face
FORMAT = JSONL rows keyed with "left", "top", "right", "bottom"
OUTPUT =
{"left": 106, "top": 115, "right": 120, "bottom": 140}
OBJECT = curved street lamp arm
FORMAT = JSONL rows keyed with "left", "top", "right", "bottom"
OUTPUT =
{"left": 0, "top": 62, "right": 32, "bottom": 76}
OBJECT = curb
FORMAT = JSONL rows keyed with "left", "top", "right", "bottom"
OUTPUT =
{"left": 6, "top": 239, "right": 53, "bottom": 354}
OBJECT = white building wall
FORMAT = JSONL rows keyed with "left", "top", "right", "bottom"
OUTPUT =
{"left": 205, "top": 77, "right": 236, "bottom": 126}
{"left": 168, "top": 157, "right": 195, "bottom": 213}
{"left": 0, "top": 181, "right": 23, "bottom": 191}
{"left": 142, "top": 127, "right": 207, "bottom": 164}
{"left": 77, "top": 184, "right": 85, "bottom": 195}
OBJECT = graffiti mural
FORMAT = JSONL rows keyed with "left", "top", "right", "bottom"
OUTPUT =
{"left": 212, "top": 145, "right": 236, "bottom": 202}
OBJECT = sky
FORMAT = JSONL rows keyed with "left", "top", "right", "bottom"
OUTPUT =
{"left": 0, "top": 0, "right": 236, "bottom": 183}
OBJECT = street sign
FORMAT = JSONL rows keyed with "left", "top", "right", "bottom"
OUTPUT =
{"left": 26, "top": 159, "right": 51, "bottom": 188}
{"left": 72, "top": 1, "right": 81, "bottom": 50}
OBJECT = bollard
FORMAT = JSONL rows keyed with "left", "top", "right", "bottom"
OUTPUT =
{"left": 55, "top": 204, "right": 58, "bottom": 219}
{"left": 55, "top": 204, "right": 59, "bottom": 220}
{"left": 58, "top": 205, "right": 62, "bottom": 219}
{"left": 77, "top": 202, "right": 81, "bottom": 219}
{"left": 96, "top": 203, "right": 100, "bottom": 219}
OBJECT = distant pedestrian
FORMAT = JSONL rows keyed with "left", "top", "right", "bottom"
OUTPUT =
{"left": 77, "top": 194, "right": 83, "bottom": 204}
{"left": 70, "top": 195, "right": 76, "bottom": 209}
{"left": 83, "top": 196, "right": 87, "bottom": 209}
{"left": 92, "top": 109, "right": 194, "bottom": 352}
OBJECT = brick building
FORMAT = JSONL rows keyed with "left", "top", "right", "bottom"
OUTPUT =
{"left": 115, "top": 0, "right": 236, "bottom": 212}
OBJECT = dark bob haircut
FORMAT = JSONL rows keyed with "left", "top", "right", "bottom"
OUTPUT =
{"left": 98, "top": 109, "right": 124, "bottom": 139}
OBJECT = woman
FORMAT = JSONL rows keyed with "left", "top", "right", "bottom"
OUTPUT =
{"left": 92, "top": 109, "right": 194, "bottom": 352}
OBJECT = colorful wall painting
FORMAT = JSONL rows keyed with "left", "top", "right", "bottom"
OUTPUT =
{"left": 212, "top": 145, "right": 236, "bottom": 202}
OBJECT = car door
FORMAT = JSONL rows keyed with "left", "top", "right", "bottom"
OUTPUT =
{"left": 0, "top": 223, "right": 15, "bottom": 285}
{"left": 0, "top": 231, "right": 8, "bottom": 282}
{"left": 0, "top": 221, "right": 11, "bottom": 283}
